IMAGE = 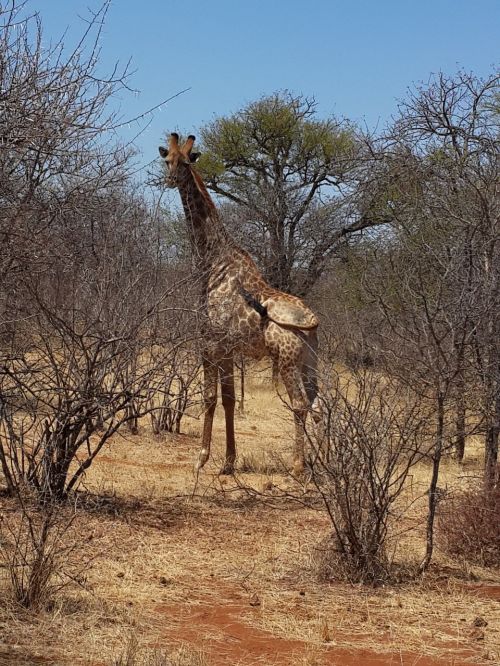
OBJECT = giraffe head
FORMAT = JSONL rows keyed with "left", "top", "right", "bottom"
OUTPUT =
{"left": 158, "top": 133, "right": 200, "bottom": 188}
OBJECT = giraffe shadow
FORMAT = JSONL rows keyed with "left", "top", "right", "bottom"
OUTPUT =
{"left": 73, "top": 489, "right": 207, "bottom": 532}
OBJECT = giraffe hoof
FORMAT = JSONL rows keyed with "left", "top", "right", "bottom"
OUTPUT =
{"left": 292, "top": 461, "right": 305, "bottom": 477}
{"left": 220, "top": 460, "right": 235, "bottom": 475}
{"left": 194, "top": 449, "right": 209, "bottom": 473}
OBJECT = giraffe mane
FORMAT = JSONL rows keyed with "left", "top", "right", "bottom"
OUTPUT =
{"left": 190, "top": 167, "right": 216, "bottom": 212}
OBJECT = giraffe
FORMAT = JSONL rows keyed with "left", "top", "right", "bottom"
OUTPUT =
{"left": 159, "top": 133, "right": 320, "bottom": 475}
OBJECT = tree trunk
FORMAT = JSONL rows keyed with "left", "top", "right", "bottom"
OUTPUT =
{"left": 420, "top": 390, "right": 445, "bottom": 573}
{"left": 454, "top": 382, "right": 466, "bottom": 462}
{"left": 484, "top": 376, "right": 499, "bottom": 489}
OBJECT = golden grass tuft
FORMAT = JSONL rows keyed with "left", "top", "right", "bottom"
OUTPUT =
{"left": 111, "top": 635, "right": 208, "bottom": 666}
{"left": 238, "top": 450, "right": 288, "bottom": 475}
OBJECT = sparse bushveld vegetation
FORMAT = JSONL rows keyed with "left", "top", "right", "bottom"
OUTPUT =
{"left": 0, "top": 0, "right": 200, "bottom": 501}
{"left": 0, "top": 1, "right": 499, "bottom": 664}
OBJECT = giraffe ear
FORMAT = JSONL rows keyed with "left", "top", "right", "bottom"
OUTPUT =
{"left": 158, "top": 146, "right": 168, "bottom": 158}
{"left": 189, "top": 152, "right": 201, "bottom": 163}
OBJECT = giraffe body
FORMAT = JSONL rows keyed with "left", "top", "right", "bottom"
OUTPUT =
{"left": 159, "top": 134, "right": 319, "bottom": 474}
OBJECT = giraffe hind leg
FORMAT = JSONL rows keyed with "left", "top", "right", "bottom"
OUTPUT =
{"left": 280, "top": 365, "right": 309, "bottom": 475}
{"left": 219, "top": 357, "right": 236, "bottom": 474}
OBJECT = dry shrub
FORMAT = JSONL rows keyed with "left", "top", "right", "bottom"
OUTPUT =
{"left": 311, "top": 530, "right": 392, "bottom": 586}
{"left": 0, "top": 495, "right": 91, "bottom": 611}
{"left": 312, "top": 533, "right": 415, "bottom": 586}
{"left": 310, "top": 369, "right": 427, "bottom": 584}
{"left": 150, "top": 356, "right": 201, "bottom": 436}
{"left": 438, "top": 485, "right": 500, "bottom": 567}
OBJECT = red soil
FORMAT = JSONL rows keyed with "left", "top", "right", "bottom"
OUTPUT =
{"left": 152, "top": 598, "right": 476, "bottom": 666}
{"left": 466, "top": 584, "right": 500, "bottom": 602}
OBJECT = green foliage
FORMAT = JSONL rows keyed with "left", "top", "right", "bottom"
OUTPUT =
{"left": 199, "top": 91, "right": 355, "bottom": 184}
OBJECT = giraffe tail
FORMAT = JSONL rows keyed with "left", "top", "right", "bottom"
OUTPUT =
{"left": 239, "top": 286, "right": 268, "bottom": 318}
{"left": 302, "top": 330, "right": 326, "bottom": 455}
{"left": 302, "top": 328, "right": 319, "bottom": 408}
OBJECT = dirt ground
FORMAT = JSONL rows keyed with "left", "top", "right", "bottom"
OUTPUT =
{"left": 1, "top": 369, "right": 499, "bottom": 665}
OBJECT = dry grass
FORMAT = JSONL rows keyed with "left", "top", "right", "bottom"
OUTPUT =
{"left": 111, "top": 635, "right": 208, "bottom": 666}
{"left": 1, "top": 366, "right": 499, "bottom": 665}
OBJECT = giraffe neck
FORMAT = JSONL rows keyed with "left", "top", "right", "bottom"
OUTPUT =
{"left": 177, "top": 167, "right": 230, "bottom": 263}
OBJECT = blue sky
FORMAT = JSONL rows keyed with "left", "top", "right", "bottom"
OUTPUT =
{"left": 27, "top": 0, "right": 499, "bottom": 176}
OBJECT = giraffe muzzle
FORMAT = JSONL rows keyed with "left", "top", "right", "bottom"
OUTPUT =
{"left": 165, "top": 174, "right": 179, "bottom": 189}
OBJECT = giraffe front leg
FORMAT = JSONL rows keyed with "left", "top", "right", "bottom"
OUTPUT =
{"left": 292, "top": 410, "right": 307, "bottom": 475}
{"left": 195, "top": 360, "right": 218, "bottom": 473}
{"left": 219, "top": 357, "right": 236, "bottom": 475}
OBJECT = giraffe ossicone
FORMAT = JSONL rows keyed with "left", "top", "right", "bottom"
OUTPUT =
{"left": 159, "top": 133, "right": 320, "bottom": 476}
